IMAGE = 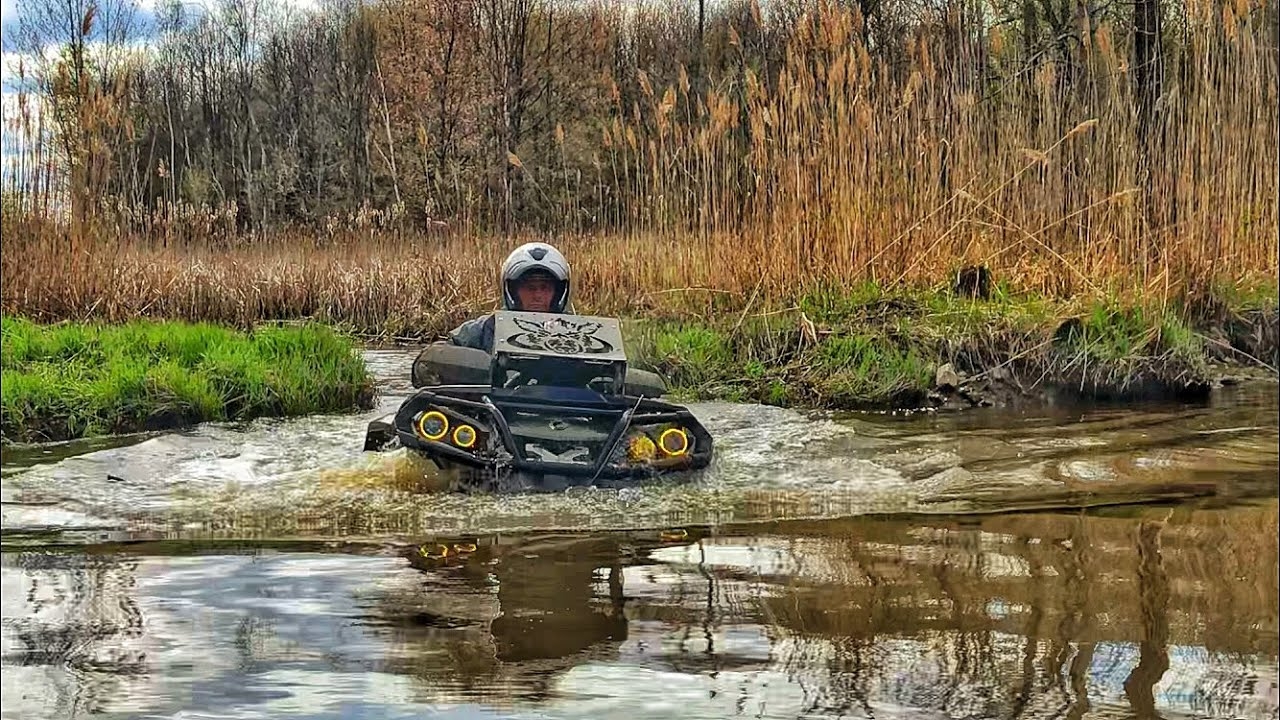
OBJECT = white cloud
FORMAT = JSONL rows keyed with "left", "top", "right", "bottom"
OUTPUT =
{"left": 2, "top": 49, "right": 43, "bottom": 92}
{"left": 1, "top": 0, "right": 325, "bottom": 93}
{"left": 2, "top": 37, "right": 157, "bottom": 91}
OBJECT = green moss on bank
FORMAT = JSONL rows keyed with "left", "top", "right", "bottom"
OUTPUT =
{"left": 625, "top": 285, "right": 1277, "bottom": 409}
{"left": 1, "top": 317, "right": 375, "bottom": 443}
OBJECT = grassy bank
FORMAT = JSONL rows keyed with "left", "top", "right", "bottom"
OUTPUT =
{"left": 3, "top": 0, "right": 1273, "bottom": 413}
{"left": 625, "top": 284, "right": 1279, "bottom": 410}
{"left": 4, "top": 230, "right": 1277, "bottom": 343}
{"left": 1, "top": 318, "right": 375, "bottom": 443}
{"left": 1, "top": 232, "right": 1275, "bottom": 415}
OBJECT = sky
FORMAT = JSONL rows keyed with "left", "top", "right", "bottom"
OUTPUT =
{"left": 0, "top": 0, "right": 319, "bottom": 173}
{"left": 2, "top": 0, "right": 152, "bottom": 93}
{"left": 1, "top": 0, "right": 20, "bottom": 90}
{"left": 0, "top": 0, "right": 16, "bottom": 35}
{"left": 0, "top": 0, "right": 186, "bottom": 176}
{"left": 2, "top": 0, "right": 28, "bottom": 179}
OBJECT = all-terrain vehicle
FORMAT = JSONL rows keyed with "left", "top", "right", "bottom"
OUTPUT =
{"left": 363, "top": 311, "right": 713, "bottom": 491}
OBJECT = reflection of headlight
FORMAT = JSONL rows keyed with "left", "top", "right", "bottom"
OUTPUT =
{"left": 452, "top": 424, "right": 477, "bottom": 448}
{"left": 658, "top": 428, "right": 689, "bottom": 456}
{"left": 416, "top": 410, "right": 449, "bottom": 441}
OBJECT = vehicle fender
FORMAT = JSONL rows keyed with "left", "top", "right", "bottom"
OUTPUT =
{"left": 624, "top": 367, "right": 667, "bottom": 398}
{"left": 412, "top": 342, "right": 492, "bottom": 387}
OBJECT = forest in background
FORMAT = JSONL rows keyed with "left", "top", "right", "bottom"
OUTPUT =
{"left": 2, "top": 0, "right": 1276, "bottom": 302}
{"left": 2, "top": 0, "right": 1278, "bottom": 420}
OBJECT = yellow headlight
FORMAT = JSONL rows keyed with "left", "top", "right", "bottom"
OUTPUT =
{"left": 658, "top": 428, "right": 689, "bottom": 456}
{"left": 452, "top": 424, "right": 477, "bottom": 448}
{"left": 627, "top": 433, "right": 657, "bottom": 462}
{"left": 416, "top": 410, "right": 449, "bottom": 441}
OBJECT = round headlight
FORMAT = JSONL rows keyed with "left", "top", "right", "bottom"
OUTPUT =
{"left": 416, "top": 410, "right": 449, "bottom": 441}
{"left": 452, "top": 424, "right": 477, "bottom": 448}
{"left": 658, "top": 428, "right": 689, "bottom": 456}
{"left": 627, "top": 433, "right": 657, "bottom": 462}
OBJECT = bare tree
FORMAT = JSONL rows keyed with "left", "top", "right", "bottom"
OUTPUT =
{"left": 476, "top": 0, "right": 554, "bottom": 232}
{"left": 11, "top": 0, "right": 141, "bottom": 228}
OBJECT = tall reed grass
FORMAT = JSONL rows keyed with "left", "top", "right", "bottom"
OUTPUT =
{"left": 599, "top": 1, "right": 1278, "bottom": 299}
{"left": 2, "top": 1, "right": 1275, "bottom": 329}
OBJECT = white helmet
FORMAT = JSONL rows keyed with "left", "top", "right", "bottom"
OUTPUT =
{"left": 500, "top": 242, "right": 571, "bottom": 312}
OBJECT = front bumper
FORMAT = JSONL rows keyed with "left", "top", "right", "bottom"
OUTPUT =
{"left": 365, "top": 385, "right": 713, "bottom": 481}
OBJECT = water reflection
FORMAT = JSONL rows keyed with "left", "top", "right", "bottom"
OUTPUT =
{"left": 744, "top": 502, "right": 1278, "bottom": 719}
{"left": 8, "top": 501, "right": 1274, "bottom": 719}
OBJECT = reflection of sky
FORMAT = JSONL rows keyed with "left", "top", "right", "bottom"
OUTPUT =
{"left": 3, "top": 551, "right": 1277, "bottom": 720}
{"left": 1087, "top": 642, "right": 1279, "bottom": 718}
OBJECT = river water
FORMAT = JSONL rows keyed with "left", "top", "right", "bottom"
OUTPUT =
{"left": 2, "top": 350, "right": 1277, "bottom": 719}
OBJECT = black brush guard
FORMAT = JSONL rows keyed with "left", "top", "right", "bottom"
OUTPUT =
{"left": 365, "top": 385, "right": 713, "bottom": 480}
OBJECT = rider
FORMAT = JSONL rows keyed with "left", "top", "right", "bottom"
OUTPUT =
{"left": 448, "top": 241, "right": 573, "bottom": 351}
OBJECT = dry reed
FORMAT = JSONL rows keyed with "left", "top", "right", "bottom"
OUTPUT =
{"left": 2, "top": 2, "right": 1276, "bottom": 332}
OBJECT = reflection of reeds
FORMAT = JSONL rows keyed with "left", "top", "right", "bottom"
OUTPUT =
{"left": 765, "top": 505, "right": 1279, "bottom": 653}
{"left": 1160, "top": 502, "right": 1280, "bottom": 654}
{"left": 754, "top": 503, "right": 1279, "bottom": 714}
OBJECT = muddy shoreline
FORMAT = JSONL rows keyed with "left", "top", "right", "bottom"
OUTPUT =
{"left": 3, "top": 300, "right": 1276, "bottom": 445}
{"left": 923, "top": 305, "right": 1279, "bottom": 412}
{"left": 627, "top": 302, "right": 1280, "bottom": 413}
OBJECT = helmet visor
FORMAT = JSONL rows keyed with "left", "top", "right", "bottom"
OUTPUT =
{"left": 508, "top": 270, "right": 563, "bottom": 312}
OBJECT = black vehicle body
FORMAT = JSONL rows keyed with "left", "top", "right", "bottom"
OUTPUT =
{"left": 364, "top": 311, "right": 712, "bottom": 489}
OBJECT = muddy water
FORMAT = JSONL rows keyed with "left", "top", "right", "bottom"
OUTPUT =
{"left": 2, "top": 350, "right": 1277, "bottom": 719}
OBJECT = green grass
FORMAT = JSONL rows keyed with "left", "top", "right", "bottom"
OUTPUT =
{"left": 809, "top": 333, "right": 934, "bottom": 406}
{"left": 1051, "top": 302, "right": 1205, "bottom": 364}
{"left": 621, "top": 285, "right": 1267, "bottom": 409}
{"left": 628, "top": 315, "right": 937, "bottom": 409}
{"left": 798, "top": 280, "right": 885, "bottom": 323}
{"left": 1, "top": 317, "right": 375, "bottom": 443}
{"left": 1203, "top": 280, "right": 1279, "bottom": 312}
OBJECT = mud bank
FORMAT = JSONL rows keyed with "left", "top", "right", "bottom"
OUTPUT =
{"left": 627, "top": 295, "right": 1279, "bottom": 412}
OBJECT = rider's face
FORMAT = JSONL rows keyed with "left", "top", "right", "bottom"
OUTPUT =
{"left": 515, "top": 275, "right": 557, "bottom": 312}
